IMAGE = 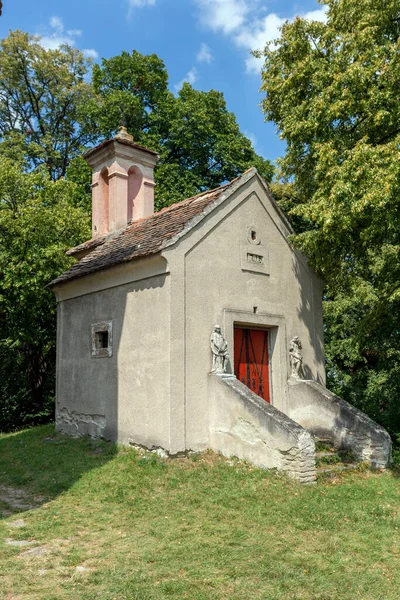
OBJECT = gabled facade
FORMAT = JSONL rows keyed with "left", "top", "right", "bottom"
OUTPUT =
{"left": 51, "top": 131, "right": 391, "bottom": 483}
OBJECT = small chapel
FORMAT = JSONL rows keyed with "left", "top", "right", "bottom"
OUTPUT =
{"left": 51, "top": 128, "right": 391, "bottom": 483}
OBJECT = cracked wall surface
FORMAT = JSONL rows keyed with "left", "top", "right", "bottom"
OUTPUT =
{"left": 209, "top": 374, "right": 316, "bottom": 484}
{"left": 181, "top": 182, "right": 325, "bottom": 453}
{"left": 288, "top": 379, "right": 392, "bottom": 468}
{"left": 56, "top": 407, "right": 106, "bottom": 439}
{"left": 55, "top": 261, "right": 170, "bottom": 449}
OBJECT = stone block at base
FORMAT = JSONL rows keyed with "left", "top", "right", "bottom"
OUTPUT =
{"left": 209, "top": 374, "right": 316, "bottom": 484}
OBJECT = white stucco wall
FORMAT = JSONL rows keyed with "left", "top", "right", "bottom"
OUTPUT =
{"left": 55, "top": 258, "right": 171, "bottom": 449}
{"left": 54, "top": 173, "right": 325, "bottom": 457}
{"left": 287, "top": 379, "right": 392, "bottom": 468}
{"left": 209, "top": 374, "right": 316, "bottom": 483}
{"left": 164, "top": 177, "right": 325, "bottom": 452}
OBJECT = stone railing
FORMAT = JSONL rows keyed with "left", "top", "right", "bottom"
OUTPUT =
{"left": 208, "top": 374, "right": 316, "bottom": 484}
{"left": 287, "top": 379, "right": 392, "bottom": 468}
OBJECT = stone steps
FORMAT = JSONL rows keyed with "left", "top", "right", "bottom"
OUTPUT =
{"left": 313, "top": 437, "right": 362, "bottom": 479}
{"left": 317, "top": 464, "right": 361, "bottom": 474}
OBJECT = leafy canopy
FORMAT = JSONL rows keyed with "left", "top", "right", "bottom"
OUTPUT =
{"left": 0, "top": 153, "right": 90, "bottom": 431}
{"left": 259, "top": 0, "right": 400, "bottom": 433}
{"left": 90, "top": 50, "right": 274, "bottom": 207}
{"left": 0, "top": 30, "right": 96, "bottom": 180}
{"left": 91, "top": 50, "right": 169, "bottom": 139}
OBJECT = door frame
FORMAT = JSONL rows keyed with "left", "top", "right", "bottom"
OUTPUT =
{"left": 223, "top": 309, "right": 289, "bottom": 412}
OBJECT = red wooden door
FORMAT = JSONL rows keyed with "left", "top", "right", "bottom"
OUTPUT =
{"left": 234, "top": 327, "right": 270, "bottom": 402}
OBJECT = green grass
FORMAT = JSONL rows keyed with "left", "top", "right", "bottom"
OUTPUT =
{"left": 1, "top": 425, "right": 400, "bottom": 600}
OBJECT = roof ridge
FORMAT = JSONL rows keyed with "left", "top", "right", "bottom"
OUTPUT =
{"left": 127, "top": 178, "right": 234, "bottom": 226}
{"left": 67, "top": 173, "right": 247, "bottom": 256}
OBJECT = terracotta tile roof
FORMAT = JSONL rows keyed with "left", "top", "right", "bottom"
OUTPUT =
{"left": 51, "top": 170, "right": 254, "bottom": 287}
{"left": 66, "top": 236, "right": 105, "bottom": 257}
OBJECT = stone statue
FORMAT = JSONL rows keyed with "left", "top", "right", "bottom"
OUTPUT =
{"left": 211, "top": 325, "right": 229, "bottom": 373}
{"left": 289, "top": 336, "right": 303, "bottom": 379}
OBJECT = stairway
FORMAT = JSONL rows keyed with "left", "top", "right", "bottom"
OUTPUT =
{"left": 314, "top": 438, "right": 364, "bottom": 479}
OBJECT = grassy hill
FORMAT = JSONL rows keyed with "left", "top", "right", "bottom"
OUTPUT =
{"left": 1, "top": 425, "right": 399, "bottom": 599}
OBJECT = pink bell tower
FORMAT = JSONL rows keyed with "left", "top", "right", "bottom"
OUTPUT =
{"left": 84, "top": 127, "right": 158, "bottom": 238}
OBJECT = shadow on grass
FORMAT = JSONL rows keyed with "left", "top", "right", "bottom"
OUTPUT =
{"left": 0, "top": 423, "right": 118, "bottom": 518}
{"left": 389, "top": 464, "right": 400, "bottom": 479}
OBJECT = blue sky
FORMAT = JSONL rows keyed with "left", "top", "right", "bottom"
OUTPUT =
{"left": 0, "top": 0, "right": 326, "bottom": 165}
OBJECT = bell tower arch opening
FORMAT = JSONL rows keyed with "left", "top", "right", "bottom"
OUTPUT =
{"left": 128, "top": 166, "right": 144, "bottom": 223}
{"left": 93, "top": 167, "right": 109, "bottom": 237}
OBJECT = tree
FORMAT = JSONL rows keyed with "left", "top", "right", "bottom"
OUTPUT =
{"left": 90, "top": 51, "right": 274, "bottom": 207}
{"left": 0, "top": 30, "right": 96, "bottom": 180}
{"left": 258, "top": 0, "right": 400, "bottom": 434}
{"left": 151, "top": 84, "right": 274, "bottom": 207}
{"left": 91, "top": 50, "right": 169, "bottom": 140}
{"left": 0, "top": 34, "right": 274, "bottom": 431}
{"left": 0, "top": 154, "right": 90, "bottom": 431}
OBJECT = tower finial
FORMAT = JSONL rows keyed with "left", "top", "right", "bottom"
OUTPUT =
{"left": 116, "top": 113, "right": 133, "bottom": 142}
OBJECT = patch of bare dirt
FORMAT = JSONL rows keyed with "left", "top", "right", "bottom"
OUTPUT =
{"left": 19, "top": 546, "right": 47, "bottom": 558}
{"left": 0, "top": 485, "right": 45, "bottom": 511}
{"left": 4, "top": 538, "right": 34, "bottom": 547}
{"left": 6, "top": 519, "right": 26, "bottom": 528}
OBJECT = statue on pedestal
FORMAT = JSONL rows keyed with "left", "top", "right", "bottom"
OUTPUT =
{"left": 289, "top": 336, "right": 303, "bottom": 379}
{"left": 211, "top": 325, "right": 229, "bottom": 373}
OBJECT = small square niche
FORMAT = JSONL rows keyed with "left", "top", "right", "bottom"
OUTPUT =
{"left": 91, "top": 321, "right": 113, "bottom": 358}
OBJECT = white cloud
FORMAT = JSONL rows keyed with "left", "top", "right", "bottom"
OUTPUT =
{"left": 197, "top": 42, "right": 213, "bottom": 64}
{"left": 37, "top": 17, "right": 98, "bottom": 60}
{"left": 39, "top": 16, "right": 77, "bottom": 50}
{"left": 83, "top": 48, "right": 99, "bottom": 59}
{"left": 240, "top": 7, "right": 328, "bottom": 73}
{"left": 49, "top": 16, "right": 63, "bottom": 30}
{"left": 235, "top": 13, "right": 285, "bottom": 73}
{"left": 127, "top": 0, "right": 156, "bottom": 19}
{"left": 303, "top": 8, "right": 328, "bottom": 23}
{"left": 175, "top": 67, "right": 198, "bottom": 92}
{"left": 196, "top": 1, "right": 328, "bottom": 74}
{"left": 195, "top": 0, "right": 250, "bottom": 35}
{"left": 244, "top": 130, "right": 258, "bottom": 150}
{"left": 175, "top": 42, "right": 212, "bottom": 95}
{"left": 128, "top": 0, "right": 156, "bottom": 6}
{"left": 40, "top": 34, "right": 75, "bottom": 51}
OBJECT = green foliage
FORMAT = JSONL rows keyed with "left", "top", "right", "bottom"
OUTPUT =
{"left": 91, "top": 51, "right": 274, "bottom": 207}
{"left": 393, "top": 435, "right": 400, "bottom": 466}
{"left": 0, "top": 34, "right": 273, "bottom": 431}
{"left": 152, "top": 83, "right": 274, "bottom": 207}
{"left": 91, "top": 50, "right": 169, "bottom": 139}
{"left": 0, "top": 30, "right": 96, "bottom": 180}
{"left": 0, "top": 155, "right": 90, "bottom": 430}
{"left": 65, "top": 155, "right": 93, "bottom": 211}
{"left": 269, "top": 181, "right": 313, "bottom": 233}
{"left": 259, "top": 0, "right": 400, "bottom": 435}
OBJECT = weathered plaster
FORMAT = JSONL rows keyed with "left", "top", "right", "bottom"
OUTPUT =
{"left": 288, "top": 379, "right": 392, "bottom": 468}
{"left": 56, "top": 407, "right": 106, "bottom": 438}
{"left": 55, "top": 271, "right": 170, "bottom": 448}
{"left": 52, "top": 255, "right": 168, "bottom": 303}
{"left": 209, "top": 375, "right": 316, "bottom": 484}
{"left": 161, "top": 176, "right": 325, "bottom": 453}
{"left": 87, "top": 136, "right": 158, "bottom": 236}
